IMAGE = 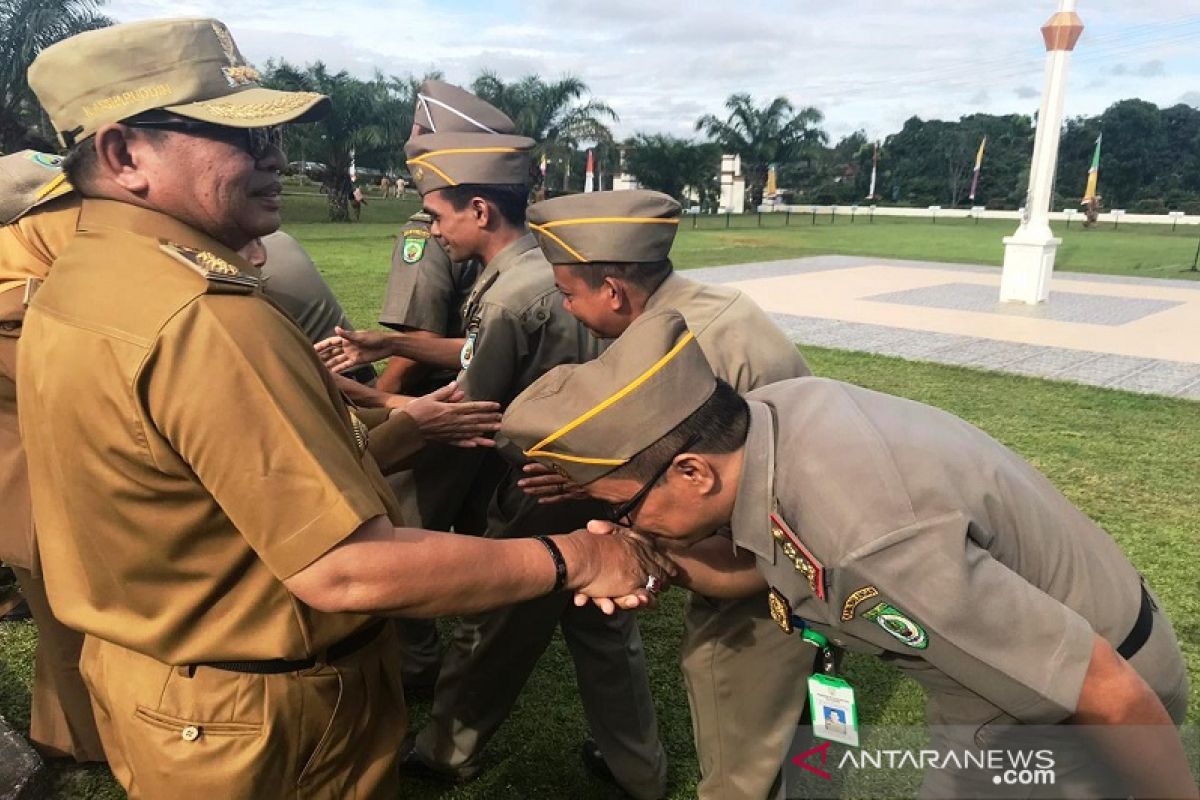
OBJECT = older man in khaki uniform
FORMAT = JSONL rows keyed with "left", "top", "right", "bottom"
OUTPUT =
{"left": 399, "top": 133, "right": 668, "bottom": 798}
{"left": 20, "top": 19, "right": 672, "bottom": 799}
{"left": 524, "top": 189, "right": 819, "bottom": 800}
{"left": 502, "top": 310, "right": 1196, "bottom": 800}
{"left": 0, "top": 151, "right": 105, "bottom": 764}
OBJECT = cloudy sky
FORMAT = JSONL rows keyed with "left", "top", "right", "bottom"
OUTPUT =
{"left": 107, "top": 0, "right": 1200, "bottom": 142}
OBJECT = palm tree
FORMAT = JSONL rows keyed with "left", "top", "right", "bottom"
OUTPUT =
{"left": 625, "top": 133, "right": 720, "bottom": 210}
{"left": 471, "top": 72, "right": 616, "bottom": 190}
{"left": 262, "top": 60, "right": 413, "bottom": 221}
{"left": 0, "top": 0, "right": 112, "bottom": 151}
{"left": 695, "top": 93, "right": 827, "bottom": 208}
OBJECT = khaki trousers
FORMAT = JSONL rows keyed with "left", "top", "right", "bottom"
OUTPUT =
{"left": 11, "top": 566, "right": 105, "bottom": 762}
{"left": 682, "top": 592, "right": 818, "bottom": 800}
{"left": 80, "top": 625, "right": 407, "bottom": 800}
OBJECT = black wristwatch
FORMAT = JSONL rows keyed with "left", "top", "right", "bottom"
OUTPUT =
{"left": 535, "top": 536, "right": 568, "bottom": 593}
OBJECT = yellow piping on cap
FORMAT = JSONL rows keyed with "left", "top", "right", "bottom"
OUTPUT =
{"left": 536, "top": 216, "right": 680, "bottom": 229}
{"left": 406, "top": 157, "right": 457, "bottom": 186}
{"left": 529, "top": 452, "right": 628, "bottom": 467}
{"left": 417, "top": 146, "right": 521, "bottom": 158}
{"left": 525, "top": 331, "right": 696, "bottom": 460}
{"left": 34, "top": 173, "right": 70, "bottom": 200}
{"left": 529, "top": 223, "right": 587, "bottom": 263}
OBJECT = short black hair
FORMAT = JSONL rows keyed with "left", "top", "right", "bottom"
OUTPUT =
{"left": 609, "top": 378, "right": 749, "bottom": 483}
{"left": 60, "top": 139, "right": 98, "bottom": 193}
{"left": 564, "top": 259, "right": 674, "bottom": 294}
{"left": 440, "top": 183, "right": 529, "bottom": 226}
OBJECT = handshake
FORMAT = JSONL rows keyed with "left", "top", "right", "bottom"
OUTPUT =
{"left": 556, "top": 520, "right": 678, "bottom": 615}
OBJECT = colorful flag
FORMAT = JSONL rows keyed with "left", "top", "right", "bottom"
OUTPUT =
{"left": 1082, "top": 132, "right": 1102, "bottom": 203}
{"left": 866, "top": 142, "right": 879, "bottom": 200}
{"left": 584, "top": 149, "right": 595, "bottom": 193}
{"left": 968, "top": 136, "right": 987, "bottom": 202}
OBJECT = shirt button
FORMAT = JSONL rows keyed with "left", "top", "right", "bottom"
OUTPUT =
{"left": 181, "top": 725, "right": 201, "bottom": 742}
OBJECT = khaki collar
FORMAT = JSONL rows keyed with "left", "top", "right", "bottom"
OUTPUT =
{"left": 77, "top": 198, "right": 252, "bottom": 269}
{"left": 641, "top": 272, "right": 690, "bottom": 313}
{"left": 464, "top": 231, "right": 538, "bottom": 313}
{"left": 730, "top": 399, "right": 777, "bottom": 562}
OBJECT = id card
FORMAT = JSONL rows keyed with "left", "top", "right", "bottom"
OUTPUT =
{"left": 808, "top": 673, "right": 859, "bottom": 747}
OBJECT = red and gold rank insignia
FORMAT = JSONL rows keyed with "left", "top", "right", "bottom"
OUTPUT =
{"left": 770, "top": 513, "right": 826, "bottom": 600}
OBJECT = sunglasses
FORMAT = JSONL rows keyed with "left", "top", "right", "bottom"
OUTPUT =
{"left": 127, "top": 118, "right": 285, "bottom": 161}
{"left": 605, "top": 433, "right": 702, "bottom": 527}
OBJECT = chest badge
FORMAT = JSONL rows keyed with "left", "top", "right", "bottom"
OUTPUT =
{"left": 767, "top": 588, "right": 794, "bottom": 635}
{"left": 769, "top": 513, "right": 826, "bottom": 600}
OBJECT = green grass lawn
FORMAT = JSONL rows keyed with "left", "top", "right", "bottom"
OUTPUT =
{"left": 1, "top": 196, "right": 1196, "bottom": 798}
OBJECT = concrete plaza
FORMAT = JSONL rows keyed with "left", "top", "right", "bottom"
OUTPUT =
{"left": 689, "top": 256, "right": 1200, "bottom": 400}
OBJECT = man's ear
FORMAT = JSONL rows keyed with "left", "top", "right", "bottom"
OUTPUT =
{"left": 603, "top": 276, "right": 626, "bottom": 311}
{"left": 471, "top": 196, "right": 491, "bottom": 228}
{"left": 673, "top": 454, "right": 718, "bottom": 496}
{"left": 93, "top": 124, "right": 150, "bottom": 194}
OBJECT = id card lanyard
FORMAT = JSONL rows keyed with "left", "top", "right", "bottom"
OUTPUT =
{"left": 802, "top": 628, "right": 860, "bottom": 748}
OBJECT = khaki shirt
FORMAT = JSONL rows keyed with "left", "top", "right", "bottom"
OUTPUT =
{"left": 642, "top": 272, "right": 810, "bottom": 392}
{"left": 259, "top": 230, "right": 352, "bottom": 343}
{"left": 18, "top": 199, "right": 402, "bottom": 665}
{"left": 457, "top": 233, "right": 601, "bottom": 405}
{"left": 0, "top": 195, "right": 81, "bottom": 570}
{"left": 733, "top": 377, "right": 1145, "bottom": 725}
{"left": 379, "top": 212, "right": 479, "bottom": 338}
{"left": 458, "top": 233, "right": 607, "bottom": 536}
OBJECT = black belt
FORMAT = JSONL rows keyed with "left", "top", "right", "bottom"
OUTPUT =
{"left": 1116, "top": 585, "right": 1154, "bottom": 661}
{"left": 194, "top": 620, "right": 386, "bottom": 675}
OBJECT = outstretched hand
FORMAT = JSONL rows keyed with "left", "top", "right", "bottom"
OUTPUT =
{"left": 404, "top": 381, "right": 501, "bottom": 448}
{"left": 315, "top": 326, "right": 398, "bottom": 373}
{"left": 517, "top": 462, "right": 590, "bottom": 505}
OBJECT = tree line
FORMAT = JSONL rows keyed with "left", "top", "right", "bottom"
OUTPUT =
{"left": 4, "top": 0, "right": 1199, "bottom": 220}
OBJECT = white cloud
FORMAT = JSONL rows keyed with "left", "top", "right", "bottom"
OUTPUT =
{"left": 102, "top": 0, "right": 1200, "bottom": 141}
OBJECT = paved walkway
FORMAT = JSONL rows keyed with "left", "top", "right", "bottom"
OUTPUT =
{"left": 688, "top": 256, "right": 1200, "bottom": 400}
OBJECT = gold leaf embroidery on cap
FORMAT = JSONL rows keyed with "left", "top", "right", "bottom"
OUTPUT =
{"left": 841, "top": 585, "right": 880, "bottom": 621}
{"left": 211, "top": 21, "right": 241, "bottom": 65}
{"left": 222, "top": 65, "right": 261, "bottom": 88}
{"left": 196, "top": 93, "right": 322, "bottom": 119}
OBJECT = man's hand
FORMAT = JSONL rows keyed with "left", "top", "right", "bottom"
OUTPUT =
{"left": 557, "top": 520, "right": 676, "bottom": 615}
{"left": 518, "top": 462, "right": 590, "bottom": 505}
{"left": 315, "top": 326, "right": 399, "bottom": 372}
{"left": 404, "top": 381, "right": 501, "bottom": 448}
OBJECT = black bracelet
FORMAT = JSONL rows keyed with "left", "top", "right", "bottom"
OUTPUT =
{"left": 535, "top": 536, "right": 568, "bottom": 593}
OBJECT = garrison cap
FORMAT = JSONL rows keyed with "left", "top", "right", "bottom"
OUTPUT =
{"left": 404, "top": 132, "right": 535, "bottom": 196}
{"left": 414, "top": 80, "right": 516, "bottom": 135}
{"left": 528, "top": 190, "right": 681, "bottom": 265}
{"left": 501, "top": 309, "right": 716, "bottom": 485}
{"left": 27, "top": 18, "right": 330, "bottom": 147}
{"left": 0, "top": 151, "right": 73, "bottom": 225}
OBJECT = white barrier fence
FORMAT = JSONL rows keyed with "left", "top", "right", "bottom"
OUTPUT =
{"left": 751, "top": 203, "right": 1200, "bottom": 227}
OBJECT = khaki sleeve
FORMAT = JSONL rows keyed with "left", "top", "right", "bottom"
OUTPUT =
{"left": 840, "top": 511, "right": 1096, "bottom": 723}
{"left": 456, "top": 302, "right": 525, "bottom": 404}
{"left": 363, "top": 411, "right": 424, "bottom": 474}
{"left": 379, "top": 230, "right": 456, "bottom": 334}
{"left": 144, "top": 295, "right": 388, "bottom": 579}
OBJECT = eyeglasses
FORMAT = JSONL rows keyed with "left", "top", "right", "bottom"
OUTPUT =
{"left": 605, "top": 433, "right": 702, "bottom": 527}
{"left": 126, "top": 119, "right": 285, "bottom": 161}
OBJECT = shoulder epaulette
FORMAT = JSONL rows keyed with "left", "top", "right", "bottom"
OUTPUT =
{"left": 159, "top": 241, "right": 260, "bottom": 294}
{"left": 408, "top": 211, "right": 433, "bottom": 224}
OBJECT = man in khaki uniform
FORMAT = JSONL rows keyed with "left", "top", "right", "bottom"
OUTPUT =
{"left": 21, "top": 19, "right": 672, "bottom": 798}
{"left": 0, "top": 151, "right": 105, "bottom": 764}
{"left": 372, "top": 81, "right": 521, "bottom": 685}
{"left": 524, "top": 189, "right": 818, "bottom": 800}
{"left": 502, "top": 309, "right": 1196, "bottom": 800}
{"left": 399, "top": 133, "right": 668, "bottom": 798}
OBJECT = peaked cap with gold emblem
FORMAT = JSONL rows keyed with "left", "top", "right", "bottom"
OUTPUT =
{"left": 0, "top": 151, "right": 73, "bottom": 225}
{"left": 28, "top": 18, "right": 329, "bottom": 147}
{"left": 404, "top": 132, "right": 534, "bottom": 196}
{"left": 501, "top": 309, "right": 717, "bottom": 485}
{"left": 527, "top": 190, "right": 681, "bottom": 265}
{"left": 414, "top": 80, "right": 516, "bottom": 135}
